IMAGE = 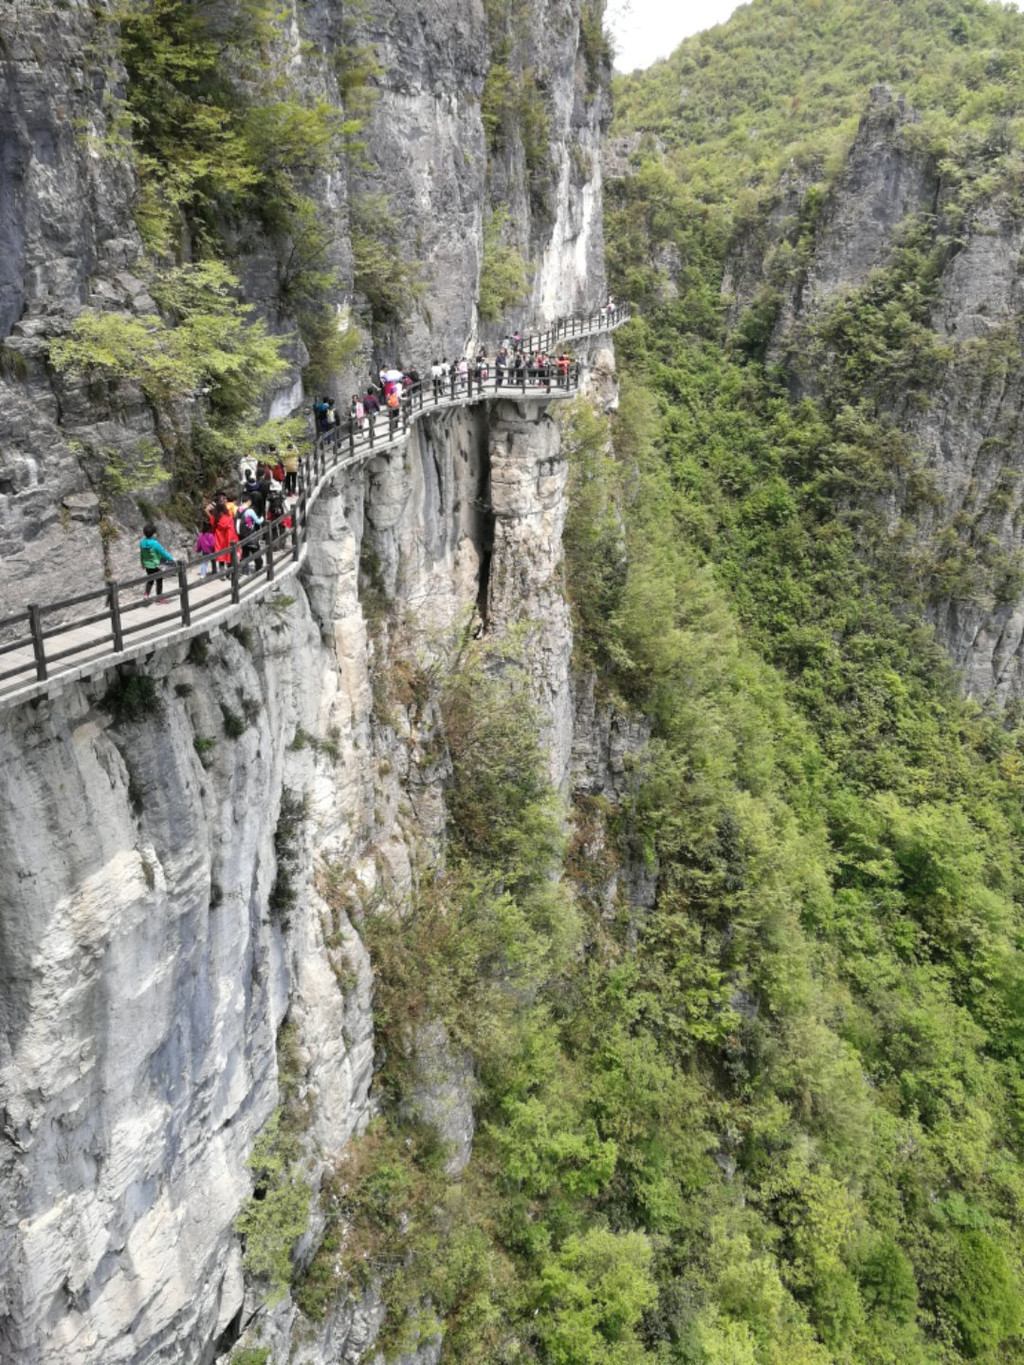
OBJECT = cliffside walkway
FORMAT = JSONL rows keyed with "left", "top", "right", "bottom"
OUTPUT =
{"left": 0, "top": 305, "right": 629, "bottom": 711}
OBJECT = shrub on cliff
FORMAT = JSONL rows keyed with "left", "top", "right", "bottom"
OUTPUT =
{"left": 234, "top": 1110, "right": 311, "bottom": 1304}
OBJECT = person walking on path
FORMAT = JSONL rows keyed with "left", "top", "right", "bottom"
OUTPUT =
{"left": 139, "top": 524, "right": 175, "bottom": 603}
{"left": 194, "top": 522, "right": 216, "bottom": 576}
{"left": 282, "top": 444, "right": 299, "bottom": 496}
{"left": 211, "top": 497, "right": 239, "bottom": 572}
{"left": 364, "top": 388, "right": 380, "bottom": 436}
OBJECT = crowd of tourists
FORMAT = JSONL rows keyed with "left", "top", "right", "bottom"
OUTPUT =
{"left": 137, "top": 318, "right": 595, "bottom": 601}
{"left": 313, "top": 333, "right": 579, "bottom": 441}
{"left": 137, "top": 451, "right": 300, "bottom": 602}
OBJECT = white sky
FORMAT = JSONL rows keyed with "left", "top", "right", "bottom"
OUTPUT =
{"left": 605, "top": 0, "right": 746, "bottom": 73}
{"left": 606, "top": 0, "right": 1023, "bottom": 72}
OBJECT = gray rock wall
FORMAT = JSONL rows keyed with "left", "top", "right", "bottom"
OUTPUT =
{"left": 720, "top": 85, "right": 1024, "bottom": 703}
{"left": 0, "top": 589, "right": 374, "bottom": 1363}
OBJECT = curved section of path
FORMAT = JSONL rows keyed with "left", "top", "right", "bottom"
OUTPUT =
{"left": 0, "top": 305, "right": 629, "bottom": 711}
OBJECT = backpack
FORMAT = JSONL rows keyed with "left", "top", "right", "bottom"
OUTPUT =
{"left": 386, "top": 389, "right": 400, "bottom": 409}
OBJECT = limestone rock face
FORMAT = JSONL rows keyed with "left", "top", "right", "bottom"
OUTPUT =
{"left": 0, "top": 592, "right": 375, "bottom": 1364}
{"left": 717, "top": 84, "right": 1024, "bottom": 703}
{"left": 487, "top": 399, "right": 575, "bottom": 789}
{"left": 0, "top": 0, "right": 151, "bottom": 610}
{"left": 356, "top": 0, "right": 609, "bottom": 357}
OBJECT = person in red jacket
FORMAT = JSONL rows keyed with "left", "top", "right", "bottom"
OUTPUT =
{"left": 211, "top": 496, "right": 239, "bottom": 571}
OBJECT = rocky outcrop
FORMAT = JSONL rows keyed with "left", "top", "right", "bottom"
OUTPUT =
{"left": 718, "top": 85, "right": 1024, "bottom": 703}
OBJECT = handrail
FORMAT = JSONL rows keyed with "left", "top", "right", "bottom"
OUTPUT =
{"left": 0, "top": 304, "right": 629, "bottom": 709}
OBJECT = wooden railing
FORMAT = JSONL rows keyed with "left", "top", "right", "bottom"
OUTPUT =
{"left": 0, "top": 304, "right": 629, "bottom": 708}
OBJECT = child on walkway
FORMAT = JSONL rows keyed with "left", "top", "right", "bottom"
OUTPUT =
{"left": 195, "top": 521, "right": 216, "bottom": 576}
{"left": 139, "top": 524, "right": 175, "bottom": 603}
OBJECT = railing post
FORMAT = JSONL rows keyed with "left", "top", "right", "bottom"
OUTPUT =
{"left": 178, "top": 561, "right": 191, "bottom": 627}
{"left": 402, "top": 402, "right": 408, "bottom": 433}
{"left": 27, "top": 604, "right": 47, "bottom": 681}
{"left": 230, "top": 543, "right": 241, "bottom": 604}
{"left": 547, "top": 365, "right": 552, "bottom": 395}
{"left": 349, "top": 418, "right": 355, "bottom": 460}
{"left": 107, "top": 582, "right": 124, "bottom": 652}
{"left": 265, "top": 523, "right": 275, "bottom": 581}
{"left": 292, "top": 498, "right": 304, "bottom": 562}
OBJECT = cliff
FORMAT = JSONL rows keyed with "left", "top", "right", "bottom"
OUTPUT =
{"left": 725, "top": 85, "right": 1024, "bottom": 703}
{"left": 0, "top": 0, "right": 610, "bottom": 615}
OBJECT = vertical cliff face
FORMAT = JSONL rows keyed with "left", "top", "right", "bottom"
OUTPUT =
{"left": 0, "top": 588, "right": 377, "bottom": 1363}
{"left": 0, "top": 0, "right": 152, "bottom": 610}
{"left": 0, "top": 0, "right": 621, "bottom": 1348}
{"left": 721, "top": 85, "right": 1024, "bottom": 703}
{"left": 0, "top": 0, "right": 618, "bottom": 1355}
{"left": 0, "top": 0, "right": 610, "bottom": 613}
{"left": 350, "top": 0, "right": 608, "bottom": 355}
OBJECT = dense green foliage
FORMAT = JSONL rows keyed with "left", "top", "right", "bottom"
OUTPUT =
{"left": 478, "top": 208, "right": 530, "bottom": 322}
{"left": 314, "top": 3, "right": 1024, "bottom": 1365}
{"left": 592, "top": 1, "right": 1024, "bottom": 1360}
{"left": 55, "top": 0, "right": 372, "bottom": 500}
{"left": 235, "top": 1024, "right": 312, "bottom": 1304}
{"left": 50, "top": 260, "right": 295, "bottom": 492}
{"left": 611, "top": 0, "right": 1024, "bottom": 303}
{"left": 50, "top": 262, "right": 286, "bottom": 410}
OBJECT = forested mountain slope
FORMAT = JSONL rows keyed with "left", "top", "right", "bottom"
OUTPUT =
{"left": 532, "top": 0, "right": 1024, "bottom": 1360}
{"left": 328, "top": 6, "right": 1024, "bottom": 1363}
